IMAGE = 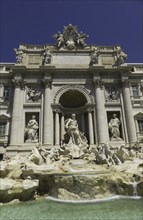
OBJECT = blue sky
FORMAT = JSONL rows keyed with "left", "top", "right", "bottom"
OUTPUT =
{"left": 0, "top": 0, "right": 143, "bottom": 63}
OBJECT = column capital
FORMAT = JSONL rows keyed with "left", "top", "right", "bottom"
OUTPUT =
{"left": 93, "top": 78, "right": 104, "bottom": 89}
{"left": 54, "top": 109, "right": 61, "bottom": 113}
{"left": 12, "top": 79, "right": 26, "bottom": 90}
{"left": 87, "top": 108, "right": 93, "bottom": 113}
{"left": 42, "top": 78, "right": 53, "bottom": 89}
{"left": 121, "top": 79, "right": 130, "bottom": 88}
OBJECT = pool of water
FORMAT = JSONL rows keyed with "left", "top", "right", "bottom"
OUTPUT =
{"left": 0, "top": 198, "right": 143, "bottom": 220}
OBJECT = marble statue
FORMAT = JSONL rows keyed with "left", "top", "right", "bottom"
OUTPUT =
{"left": 14, "top": 48, "right": 23, "bottom": 64}
{"left": 90, "top": 47, "right": 100, "bottom": 65}
{"left": 108, "top": 114, "right": 122, "bottom": 141}
{"left": 52, "top": 24, "right": 88, "bottom": 50}
{"left": 61, "top": 114, "right": 88, "bottom": 158}
{"left": 53, "top": 31, "right": 65, "bottom": 49}
{"left": 25, "top": 115, "right": 39, "bottom": 143}
{"left": 76, "top": 31, "right": 88, "bottom": 48}
{"left": 64, "top": 114, "right": 87, "bottom": 146}
{"left": 42, "top": 48, "right": 52, "bottom": 65}
{"left": 113, "top": 47, "right": 128, "bottom": 66}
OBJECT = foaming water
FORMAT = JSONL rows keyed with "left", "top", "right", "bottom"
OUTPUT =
{"left": 47, "top": 195, "right": 142, "bottom": 204}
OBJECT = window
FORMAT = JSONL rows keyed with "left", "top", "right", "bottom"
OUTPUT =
{"left": 3, "top": 86, "right": 10, "bottom": 100}
{"left": 0, "top": 122, "right": 6, "bottom": 136}
{"left": 132, "top": 85, "right": 139, "bottom": 97}
{"left": 137, "top": 120, "right": 143, "bottom": 133}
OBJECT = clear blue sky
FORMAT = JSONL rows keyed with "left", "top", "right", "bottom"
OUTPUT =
{"left": 0, "top": 0, "right": 143, "bottom": 63}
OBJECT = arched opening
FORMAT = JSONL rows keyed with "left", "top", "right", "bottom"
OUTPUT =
{"left": 59, "top": 90, "right": 87, "bottom": 108}
{"left": 58, "top": 90, "right": 89, "bottom": 143}
{"left": 53, "top": 88, "right": 95, "bottom": 146}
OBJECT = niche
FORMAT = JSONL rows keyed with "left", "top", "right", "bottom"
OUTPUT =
{"left": 24, "top": 112, "right": 39, "bottom": 143}
{"left": 107, "top": 111, "right": 123, "bottom": 141}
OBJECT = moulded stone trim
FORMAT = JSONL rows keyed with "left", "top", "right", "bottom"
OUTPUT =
{"left": 53, "top": 84, "right": 93, "bottom": 104}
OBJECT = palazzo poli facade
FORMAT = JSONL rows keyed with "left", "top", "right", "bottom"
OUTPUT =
{"left": 0, "top": 24, "right": 143, "bottom": 155}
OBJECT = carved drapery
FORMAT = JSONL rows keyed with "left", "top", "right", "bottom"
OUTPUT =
{"left": 41, "top": 48, "right": 52, "bottom": 65}
{"left": 14, "top": 49, "right": 24, "bottom": 64}
{"left": 90, "top": 47, "right": 100, "bottom": 65}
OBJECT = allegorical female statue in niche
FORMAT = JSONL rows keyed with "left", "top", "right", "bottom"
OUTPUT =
{"left": 108, "top": 114, "right": 122, "bottom": 141}
{"left": 25, "top": 115, "right": 39, "bottom": 143}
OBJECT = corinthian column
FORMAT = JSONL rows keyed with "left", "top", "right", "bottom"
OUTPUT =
{"left": 42, "top": 78, "right": 53, "bottom": 145}
{"left": 93, "top": 78, "right": 109, "bottom": 144}
{"left": 10, "top": 79, "right": 26, "bottom": 145}
{"left": 122, "top": 79, "right": 137, "bottom": 143}
{"left": 87, "top": 108, "right": 94, "bottom": 145}
{"left": 55, "top": 110, "right": 60, "bottom": 146}
{"left": 61, "top": 113, "right": 65, "bottom": 141}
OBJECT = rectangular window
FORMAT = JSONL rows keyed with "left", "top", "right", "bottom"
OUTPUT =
{"left": 0, "top": 122, "right": 6, "bottom": 136}
{"left": 137, "top": 120, "right": 143, "bottom": 133}
{"left": 3, "top": 86, "right": 10, "bottom": 100}
{"left": 132, "top": 85, "right": 139, "bottom": 97}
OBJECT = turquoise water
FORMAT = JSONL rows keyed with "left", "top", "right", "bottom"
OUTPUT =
{"left": 0, "top": 198, "right": 143, "bottom": 220}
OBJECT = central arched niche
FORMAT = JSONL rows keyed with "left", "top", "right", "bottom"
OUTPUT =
{"left": 59, "top": 90, "right": 87, "bottom": 108}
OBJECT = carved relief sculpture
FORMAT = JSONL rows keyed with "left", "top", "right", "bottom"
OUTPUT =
{"left": 25, "top": 115, "right": 39, "bottom": 143}
{"left": 26, "top": 86, "right": 41, "bottom": 102}
{"left": 52, "top": 24, "right": 88, "bottom": 50}
{"left": 108, "top": 114, "right": 122, "bottom": 141}
{"left": 105, "top": 87, "right": 119, "bottom": 101}
{"left": 14, "top": 48, "right": 23, "bottom": 64}
{"left": 41, "top": 48, "right": 52, "bottom": 65}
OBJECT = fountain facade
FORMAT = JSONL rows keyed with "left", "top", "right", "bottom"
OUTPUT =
{"left": 0, "top": 24, "right": 143, "bottom": 203}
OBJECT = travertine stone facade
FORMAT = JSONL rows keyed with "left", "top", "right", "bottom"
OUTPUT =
{"left": 0, "top": 25, "right": 143, "bottom": 153}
